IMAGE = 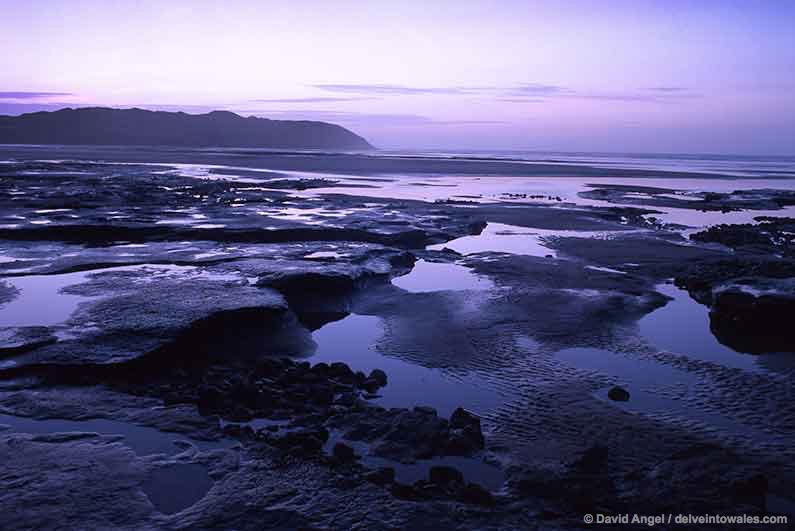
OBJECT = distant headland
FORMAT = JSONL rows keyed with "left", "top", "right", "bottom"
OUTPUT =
{"left": 0, "top": 107, "right": 373, "bottom": 150}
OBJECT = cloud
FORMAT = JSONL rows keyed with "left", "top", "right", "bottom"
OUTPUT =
{"left": 312, "top": 84, "right": 468, "bottom": 95}
{"left": 497, "top": 98, "right": 546, "bottom": 103}
{"left": 500, "top": 85, "right": 699, "bottom": 104}
{"left": 241, "top": 109, "right": 507, "bottom": 127}
{"left": 512, "top": 84, "right": 569, "bottom": 95}
{"left": 644, "top": 86, "right": 689, "bottom": 92}
{"left": 311, "top": 82, "right": 693, "bottom": 104}
{"left": 0, "top": 91, "right": 74, "bottom": 99}
{"left": 574, "top": 92, "right": 664, "bottom": 102}
{"left": 312, "top": 83, "right": 569, "bottom": 97}
{"left": 251, "top": 96, "right": 377, "bottom": 103}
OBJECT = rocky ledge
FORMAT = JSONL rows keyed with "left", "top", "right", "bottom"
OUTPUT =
{"left": 674, "top": 216, "right": 795, "bottom": 353}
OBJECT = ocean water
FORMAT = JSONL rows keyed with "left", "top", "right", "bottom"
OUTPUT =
{"left": 382, "top": 149, "right": 795, "bottom": 178}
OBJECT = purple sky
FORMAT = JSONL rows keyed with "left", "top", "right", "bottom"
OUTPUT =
{"left": 1, "top": 0, "right": 793, "bottom": 154}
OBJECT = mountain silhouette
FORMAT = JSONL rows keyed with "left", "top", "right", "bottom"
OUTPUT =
{"left": 0, "top": 107, "right": 373, "bottom": 149}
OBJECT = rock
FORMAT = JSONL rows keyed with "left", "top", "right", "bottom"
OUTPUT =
{"left": 446, "top": 408, "right": 485, "bottom": 456}
{"left": 446, "top": 428, "right": 485, "bottom": 456}
{"left": 429, "top": 466, "right": 464, "bottom": 486}
{"left": 335, "top": 392, "right": 358, "bottom": 407}
{"left": 450, "top": 407, "right": 480, "bottom": 430}
{"left": 289, "top": 435, "right": 324, "bottom": 456}
{"left": 312, "top": 362, "right": 330, "bottom": 374}
{"left": 364, "top": 467, "right": 395, "bottom": 486}
{"left": 368, "top": 369, "right": 387, "bottom": 387}
{"left": 196, "top": 385, "right": 223, "bottom": 414}
{"left": 732, "top": 474, "right": 768, "bottom": 499}
{"left": 329, "top": 362, "right": 354, "bottom": 378}
{"left": 572, "top": 445, "right": 609, "bottom": 474}
{"left": 459, "top": 483, "right": 495, "bottom": 506}
{"left": 607, "top": 386, "right": 630, "bottom": 402}
{"left": 413, "top": 406, "right": 437, "bottom": 416}
{"left": 390, "top": 483, "right": 423, "bottom": 501}
{"left": 710, "top": 290, "right": 795, "bottom": 353}
{"left": 273, "top": 428, "right": 330, "bottom": 450}
{"left": 332, "top": 442, "right": 356, "bottom": 462}
{"left": 360, "top": 378, "right": 381, "bottom": 393}
{"left": 372, "top": 409, "right": 451, "bottom": 461}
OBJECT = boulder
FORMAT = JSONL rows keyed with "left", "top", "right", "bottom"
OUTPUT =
{"left": 368, "top": 369, "right": 388, "bottom": 387}
{"left": 607, "top": 386, "right": 630, "bottom": 402}
{"left": 459, "top": 483, "right": 496, "bottom": 506}
{"left": 429, "top": 466, "right": 464, "bottom": 486}
{"left": 332, "top": 442, "right": 357, "bottom": 462}
{"left": 364, "top": 467, "right": 395, "bottom": 486}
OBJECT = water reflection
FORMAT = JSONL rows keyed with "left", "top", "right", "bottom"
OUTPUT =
{"left": 392, "top": 260, "right": 494, "bottom": 292}
{"left": 310, "top": 314, "right": 502, "bottom": 417}
{"left": 639, "top": 283, "right": 761, "bottom": 371}
{"left": 0, "top": 414, "right": 226, "bottom": 455}
{"left": 141, "top": 463, "right": 214, "bottom": 515}
{"left": 0, "top": 271, "right": 93, "bottom": 327}
{"left": 428, "top": 222, "right": 556, "bottom": 257}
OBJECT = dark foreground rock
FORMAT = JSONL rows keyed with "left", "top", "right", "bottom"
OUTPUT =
{"left": 673, "top": 218, "right": 795, "bottom": 353}
{"left": 709, "top": 290, "right": 795, "bottom": 353}
{"left": 607, "top": 386, "right": 630, "bottom": 401}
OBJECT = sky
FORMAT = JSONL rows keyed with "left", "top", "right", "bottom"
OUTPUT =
{"left": 1, "top": 0, "right": 793, "bottom": 154}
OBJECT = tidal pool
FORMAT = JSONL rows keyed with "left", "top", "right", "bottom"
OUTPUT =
{"left": 309, "top": 314, "right": 502, "bottom": 418}
{"left": 0, "top": 413, "right": 227, "bottom": 456}
{"left": 428, "top": 222, "right": 556, "bottom": 257}
{"left": 141, "top": 463, "right": 214, "bottom": 515}
{"left": 639, "top": 283, "right": 761, "bottom": 371}
{"left": 0, "top": 270, "right": 94, "bottom": 327}
{"left": 639, "top": 283, "right": 794, "bottom": 373}
{"left": 0, "top": 264, "right": 245, "bottom": 328}
{"left": 392, "top": 259, "right": 494, "bottom": 292}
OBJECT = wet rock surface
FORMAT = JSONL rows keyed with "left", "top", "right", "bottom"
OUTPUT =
{"left": 580, "top": 184, "right": 795, "bottom": 215}
{"left": 1, "top": 149, "right": 794, "bottom": 529}
{"left": 672, "top": 217, "right": 795, "bottom": 353}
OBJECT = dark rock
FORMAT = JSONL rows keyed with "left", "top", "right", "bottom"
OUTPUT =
{"left": 413, "top": 406, "right": 437, "bottom": 416}
{"left": 373, "top": 409, "right": 450, "bottom": 461}
{"left": 572, "top": 445, "right": 609, "bottom": 474}
{"left": 273, "top": 428, "right": 330, "bottom": 450}
{"left": 368, "top": 369, "right": 387, "bottom": 387}
{"left": 446, "top": 428, "right": 485, "bottom": 456}
{"left": 459, "top": 483, "right": 496, "bottom": 506}
{"left": 429, "top": 466, "right": 464, "bottom": 486}
{"left": 196, "top": 385, "right": 223, "bottom": 414}
{"left": 607, "top": 386, "right": 630, "bottom": 402}
{"left": 329, "top": 362, "right": 353, "bottom": 378}
{"left": 710, "top": 290, "right": 795, "bottom": 354}
{"left": 332, "top": 442, "right": 357, "bottom": 462}
{"left": 360, "top": 378, "right": 381, "bottom": 393}
{"left": 390, "top": 483, "right": 424, "bottom": 501}
{"left": 446, "top": 408, "right": 485, "bottom": 455}
{"left": 732, "top": 474, "right": 768, "bottom": 499}
{"left": 289, "top": 435, "right": 324, "bottom": 456}
{"left": 309, "top": 384, "right": 335, "bottom": 405}
{"left": 450, "top": 407, "right": 480, "bottom": 430}
{"left": 335, "top": 392, "right": 358, "bottom": 407}
{"left": 364, "top": 467, "right": 395, "bottom": 486}
{"left": 312, "top": 362, "right": 330, "bottom": 374}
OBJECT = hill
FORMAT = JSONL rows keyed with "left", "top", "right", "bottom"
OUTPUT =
{"left": 0, "top": 107, "right": 373, "bottom": 150}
